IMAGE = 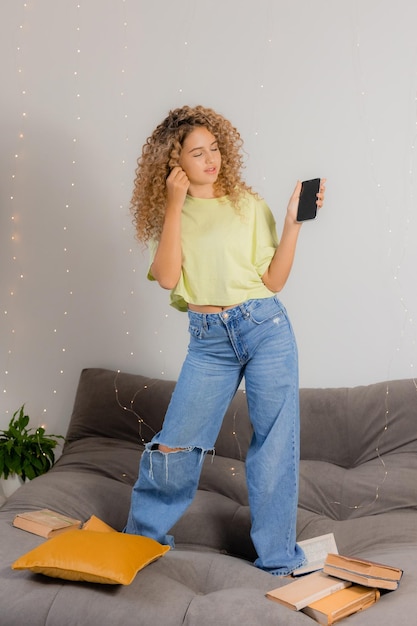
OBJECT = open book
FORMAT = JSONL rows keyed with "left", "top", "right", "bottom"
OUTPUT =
{"left": 293, "top": 533, "right": 339, "bottom": 576}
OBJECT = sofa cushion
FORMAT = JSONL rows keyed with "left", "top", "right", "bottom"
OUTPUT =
{"left": 65, "top": 369, "right": 167, "bottom": 445}
{"left": 299, "top": 379, "right": 417, "bottom": 521}
{"left": 299, "top": 379, "right": 417, "bottom": 466}
{"left": 299, "top": 453, "right": 417, "bottom": 519}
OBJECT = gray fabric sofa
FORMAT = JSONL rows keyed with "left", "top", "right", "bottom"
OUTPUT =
{"left": 0, "top": 367, "right": 416, "bottom": 625}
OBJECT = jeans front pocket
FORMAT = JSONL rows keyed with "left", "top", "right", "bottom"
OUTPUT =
{"left": 188, "top": 321, "right": 205, "bottom": 339}
{"left": 248, "top": 297, "right": 285, "bottom": 325}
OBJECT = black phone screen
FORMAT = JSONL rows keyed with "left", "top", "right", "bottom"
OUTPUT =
{"left": 297, "top": 178, "right": 320, "bottom": 222}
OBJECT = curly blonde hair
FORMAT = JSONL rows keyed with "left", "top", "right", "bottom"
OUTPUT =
{"left": 130, "top": 105, "right": 255, "bottom": 243}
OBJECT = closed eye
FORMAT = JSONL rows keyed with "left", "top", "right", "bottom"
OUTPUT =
{"left": 189, "top": 141, "right": 219, "bottom": 157}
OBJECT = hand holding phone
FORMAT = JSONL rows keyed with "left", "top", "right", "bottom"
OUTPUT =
{"left": 296, "top": 178, "right": 321, "bottom": 222}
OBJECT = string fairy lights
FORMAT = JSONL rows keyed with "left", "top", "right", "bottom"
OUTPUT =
{"left": 113, "top": 370, "right": 156, "bottom": 444}
{"left": 115, "top": 0, "right": 189, "bottom": 378}
{"left": 321, "top": 9, "right": 417, "bottom": 513}
{"left": 52, "top": 1, "right": 84, "bottom": 388}
{"left": 36, "top": 0, "right": 85, "bottom": 424}
{"left": 2, "top": 1, "right": 96, "bottom": 429}
{"left": 2, "top": 2, "right": 30, "bottom": 415}
{"left": 352, "top": 11, "right": 416, "bottom": 383}
{"left": 116, "top": 0, "right": 141, "bottom": 367}
{"left": 352, "top": 12, "right": 417, "bottom": 382}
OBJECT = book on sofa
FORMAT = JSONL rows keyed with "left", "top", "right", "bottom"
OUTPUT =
{"left": 293, "top": 532, "right": 339, "bottom": 576}
{"left": 266, "top": 571, "right": 351, "bottom": 611}
{"left": 13, "top": 509, "right": 82, "bottom": 538}
{"left": 301, "top": 584, "right": 380, "bottom": 625}
{"left": 323, "top": 554, "right": 403, "bottom": 591}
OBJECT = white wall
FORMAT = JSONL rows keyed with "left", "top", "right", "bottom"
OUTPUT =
{"left": 1, "top": 0, "right": 416, "bottom": 435}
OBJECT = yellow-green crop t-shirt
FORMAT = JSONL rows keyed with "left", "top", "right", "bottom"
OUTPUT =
{"left": 148, "top": 192, "right": 279, "bottom": 312}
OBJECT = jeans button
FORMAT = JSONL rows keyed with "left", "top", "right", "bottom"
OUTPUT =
{"left": 222, "top": 312, "right": 229, "bottom": 320}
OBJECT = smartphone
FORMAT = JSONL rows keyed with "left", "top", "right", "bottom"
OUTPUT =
{"left": 296, "top": 178, "right": 321, "bottom": 222}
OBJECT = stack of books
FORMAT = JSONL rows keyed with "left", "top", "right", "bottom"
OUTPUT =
{"left": 322, "top": 553, "right": 403, "bottom": 591}
{"left": 266, "top": 534, "right": 403, "bottom": 625}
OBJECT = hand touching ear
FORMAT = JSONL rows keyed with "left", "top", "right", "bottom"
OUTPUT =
{"left": 166, "top": 166, "right": 190, "bottom": 208}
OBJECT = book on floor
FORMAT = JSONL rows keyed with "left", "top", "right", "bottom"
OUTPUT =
{"left": 323, "top": 554, "right": 403, "bottom": 591}
{"left": 13, "top": 509, "right": 82, "bottom": 538}
{"left": 293, "top": 532, "right": 339, "bottom": 576}
{"left": 266, "top": 570, "right": 351, "bottom": 611}
{"left": 301, "top": 584, "right": 380, "bottom": 625}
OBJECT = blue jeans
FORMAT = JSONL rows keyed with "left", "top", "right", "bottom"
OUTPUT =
{"left": 125, "top": 296, "right": 306, "bottom": 575}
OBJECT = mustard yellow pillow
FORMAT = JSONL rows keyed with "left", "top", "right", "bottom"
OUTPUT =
{"left": 81, "top": 515, "right": 116, "bottom": 533}
{"left": 12, "top": 529, "right": 170, "bottom": 584}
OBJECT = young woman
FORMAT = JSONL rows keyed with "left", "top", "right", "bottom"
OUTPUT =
{"left": 125, "top": 105, "right": 325, "bottom": 575}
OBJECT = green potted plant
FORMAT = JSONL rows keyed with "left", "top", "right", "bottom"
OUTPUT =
{"left": 0, "top": 405, "right": 64, "bottom": 498}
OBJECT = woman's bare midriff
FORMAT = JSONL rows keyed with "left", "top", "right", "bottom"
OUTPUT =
{"left": 188, "top": 303, "right": 240, "bottom": 313}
